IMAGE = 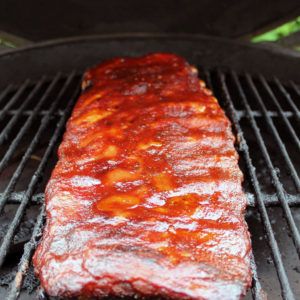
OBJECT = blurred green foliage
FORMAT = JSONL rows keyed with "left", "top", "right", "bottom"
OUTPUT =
{"left": 252, "top": 16, "right": 300, "bottom": 42}
{"left": 0, "top": 38, "right": 15, "bottom": 48}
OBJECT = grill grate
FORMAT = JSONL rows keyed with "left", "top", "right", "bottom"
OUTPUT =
{"left": 0, "top": 69, "right": 298, "bottom": 299}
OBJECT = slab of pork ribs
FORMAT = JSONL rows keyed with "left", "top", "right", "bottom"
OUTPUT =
{"left": 33, "top": 53, "right": 252, "bottom": 299}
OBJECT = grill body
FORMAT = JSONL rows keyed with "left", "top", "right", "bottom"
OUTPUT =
{"left": 0, "top": 35, "right": 299, "bottom": 299}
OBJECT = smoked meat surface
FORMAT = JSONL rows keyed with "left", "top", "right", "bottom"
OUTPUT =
{"left": 33, "top": 53, "right": 252, "bottom": 299}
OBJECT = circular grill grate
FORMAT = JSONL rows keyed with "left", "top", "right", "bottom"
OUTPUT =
{"left": 0, "top": 66, "right": 298, "bottom": 299}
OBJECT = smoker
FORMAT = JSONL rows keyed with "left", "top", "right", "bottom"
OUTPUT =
{"left": 0, "top": 2, "right": 299, "bottom": 300}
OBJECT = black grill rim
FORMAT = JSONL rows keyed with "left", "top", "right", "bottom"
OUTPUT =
{"left": 1, "top": 34, "right": 300, "bottom": 88}
{"left": 1, "top": 33, "right": 300, "bottom": 55}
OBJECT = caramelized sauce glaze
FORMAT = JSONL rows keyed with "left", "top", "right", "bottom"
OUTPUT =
{"left": 33, "top": 53, "right": 251, "bottom": 299}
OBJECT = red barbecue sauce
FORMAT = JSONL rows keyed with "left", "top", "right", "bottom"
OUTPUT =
{"left": 33, "top": 53, "right": 252, "bottom": 299}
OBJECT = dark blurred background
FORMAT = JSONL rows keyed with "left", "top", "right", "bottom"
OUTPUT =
{"left": 0, "top": 0, "right": 300, "bottom": 50}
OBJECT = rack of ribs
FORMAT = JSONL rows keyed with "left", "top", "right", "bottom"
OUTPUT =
{"left": 33, "top": 53, "right": 252, "bottom": 299}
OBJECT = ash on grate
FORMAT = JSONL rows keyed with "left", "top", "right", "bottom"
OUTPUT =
{"left": 22, "top": 265, "right": 40, "bottom": 293}
{"left": 0, "top": 265, "right": 39, "bottom": 294}
{"left": 0, "top": 206, "right": 35, "bottom": 246}
{"left": 0, "top": 270, "right": 15, "bottom": 287}
{"left": 14, "top": 219, "right": 35, "bottom": 244}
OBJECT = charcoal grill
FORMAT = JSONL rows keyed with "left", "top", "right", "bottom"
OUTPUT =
{"left": 0, "top": 34, "right": 299, "bottom": 300}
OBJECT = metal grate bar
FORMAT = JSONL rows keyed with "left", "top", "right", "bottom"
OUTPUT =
{"left": 0, "top": 81, "right": 80, "bottom": 268}
{"left": 1, "top": 108, "right": 294, "bottom": 119}
{"left": 6, "top": 191, "right": 300, "bottom": 207}
{"left": 259, "top": 76, "right": 300, "bottom": 152}
{"left": 7, "top": 206, "right": 45, "bottom": 300}
{"left": 290, "top": 81, "right": 300, "bottom": 114}
{"left": 0, "top": 74, "right": 62, "bottom": 173}
{"left": 0, "top": 84, "right": 14, "bottom": 107}
{"left": 0, "top": 109, "right": 65, "bottom": 117}
{"left": 0, "top": 80, "right": 30, "bottom": 123}
{"left": 6, "top": 192, "right": 44, "bottom": 205}
{"left": 0, "top": 108, "right": 294, "bottom": 119}
{"left": 215, "top": 70, "right": 295, "bottom": 300}
{"left": 250, "top": 254, "right": 266, "bottom": 300}
{"left": 0, "top": 77, "right": 46, "bottom": 145}
{"left": 245, "top": 74, "right": 300, "bottom": 192}
{"left": 0, "top": 73, "right": 75, "bottom": 213}
{"left": 274, "top": 78, "right": 300, "bottom": 120}
{"left": 236, "top": 110, "right": 294, "bottom": 119}
{"left": 246, "top": 192, "right": 300, "bottom": 207}
{"left": 237, "top": 73, "right": 300, "bottom": 256}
